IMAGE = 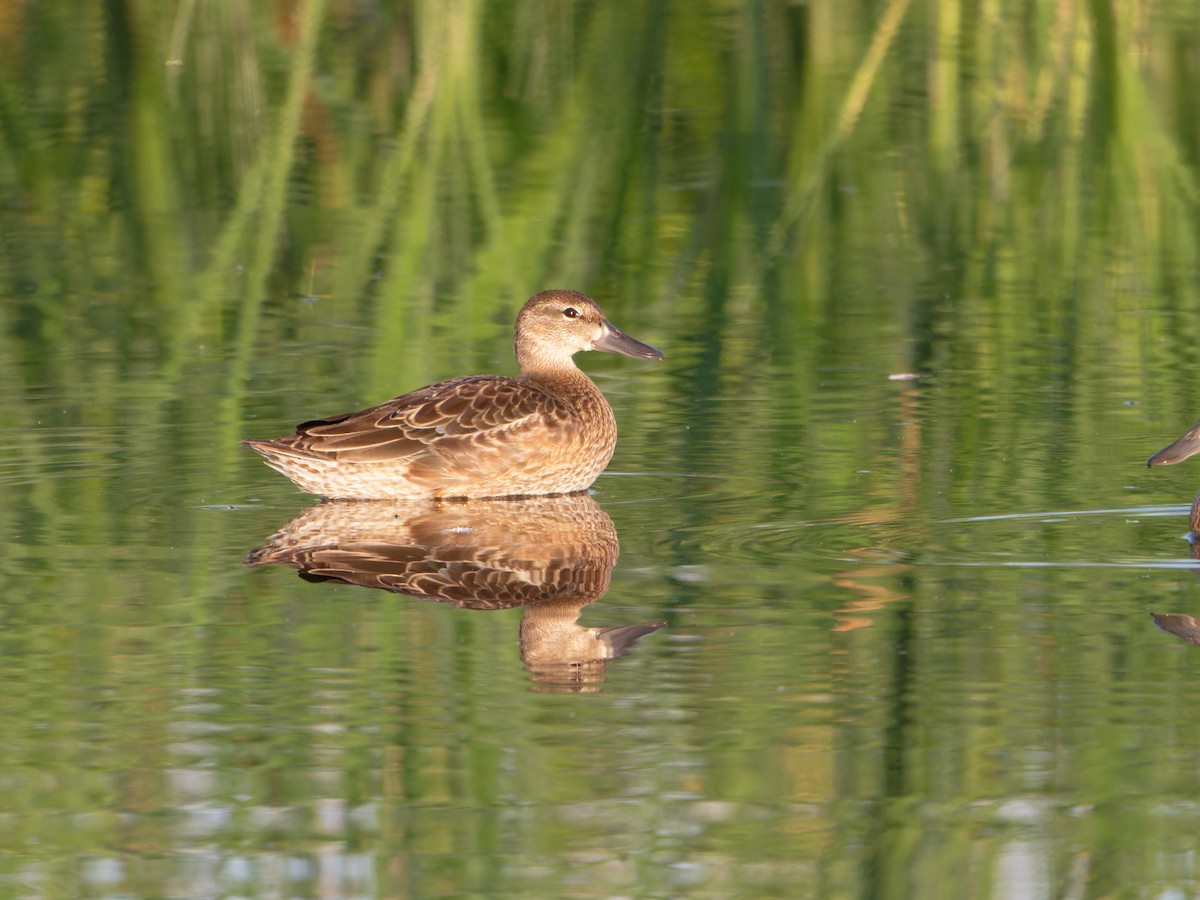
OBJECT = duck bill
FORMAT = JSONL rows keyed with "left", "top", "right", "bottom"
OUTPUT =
{"left": 1148, "top": 421, "right": 1200, "bottom": 466}
{"left": 593, "top": 322, "right": 663, "bottom": 361}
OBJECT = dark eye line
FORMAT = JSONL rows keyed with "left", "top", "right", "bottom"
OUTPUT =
{"left": 563, "top": 307, "right": 579, "bottom": 318}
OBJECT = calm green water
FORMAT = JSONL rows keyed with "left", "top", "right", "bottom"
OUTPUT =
{"left": 5, "top": 1, "right": 1200, "bottom": 897}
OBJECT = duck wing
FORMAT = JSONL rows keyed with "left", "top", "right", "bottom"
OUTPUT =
{"left": 276, "top": 375, "right": 567, "bottom": 463}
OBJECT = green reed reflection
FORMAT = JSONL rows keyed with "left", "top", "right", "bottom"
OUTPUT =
{"left": 6, "top": 0, "right": 1198, "bottom": 341}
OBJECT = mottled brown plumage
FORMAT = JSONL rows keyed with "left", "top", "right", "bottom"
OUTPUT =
{"left": 1152, "top": 613, "right": 1200, "bottom": 646}
{"left": 245, "top": 495, "right": 666, "bottom": 689}
{"left": 245, "top": 494, "right": 620, "bottom": 608}
{"left": 244, "top": 290, "right": 662, "bottom": 499}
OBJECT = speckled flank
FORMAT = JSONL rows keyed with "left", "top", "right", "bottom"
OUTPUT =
{"left": 244, "top": 290, "right": 662, "bottom": 499}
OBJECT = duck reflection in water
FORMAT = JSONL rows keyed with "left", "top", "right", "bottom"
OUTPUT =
{"left": 1148, "top": 517, "right": 1200, "bottom": 647}
{"left": 1152, "top": 612, "right": 1200, "bottom": 646}
{"left": 246, "top": 494, "right": 664, "bottom": 691}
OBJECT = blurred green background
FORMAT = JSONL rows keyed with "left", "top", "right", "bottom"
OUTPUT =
{"left": 4, "top": 0, "right": 1200, "bottom": 896}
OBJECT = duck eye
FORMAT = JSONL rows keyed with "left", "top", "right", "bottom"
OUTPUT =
{"left": 562, "top": 307, "right": 580, "bottom": 319}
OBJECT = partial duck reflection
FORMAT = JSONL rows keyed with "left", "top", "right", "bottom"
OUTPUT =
{"left": 1151, "top": 612, "right": 1200, "bottom": 646}
{"left": 1148, "top": 492, "right": 1200, "bottom": 648}
{"left": 246, "top": 494, "right": 664, "bottom": 690}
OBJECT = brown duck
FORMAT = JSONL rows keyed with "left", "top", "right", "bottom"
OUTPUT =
{"left": 244, "top": 290, "right": 662, "bottom": 499}
{"left": 1148, "top": 419, "right": 1200, "bottom": 468}
{"left": 1148, "top": 419, "right": 1200, "bottom": 533}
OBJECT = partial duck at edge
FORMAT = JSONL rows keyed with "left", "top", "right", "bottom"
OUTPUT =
{"left": 244, "top": 289, "right": 662, "bottom": 499}
{"left": 1148, "top": 419, "right": 1200, "bottom": 468}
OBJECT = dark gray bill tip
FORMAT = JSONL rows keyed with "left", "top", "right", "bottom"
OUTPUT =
{"left": 593, "top": 324, "right": 663, "bottom": 361}
{"left": 1148, "top": 450, "right": 1171, "bottom": 467}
